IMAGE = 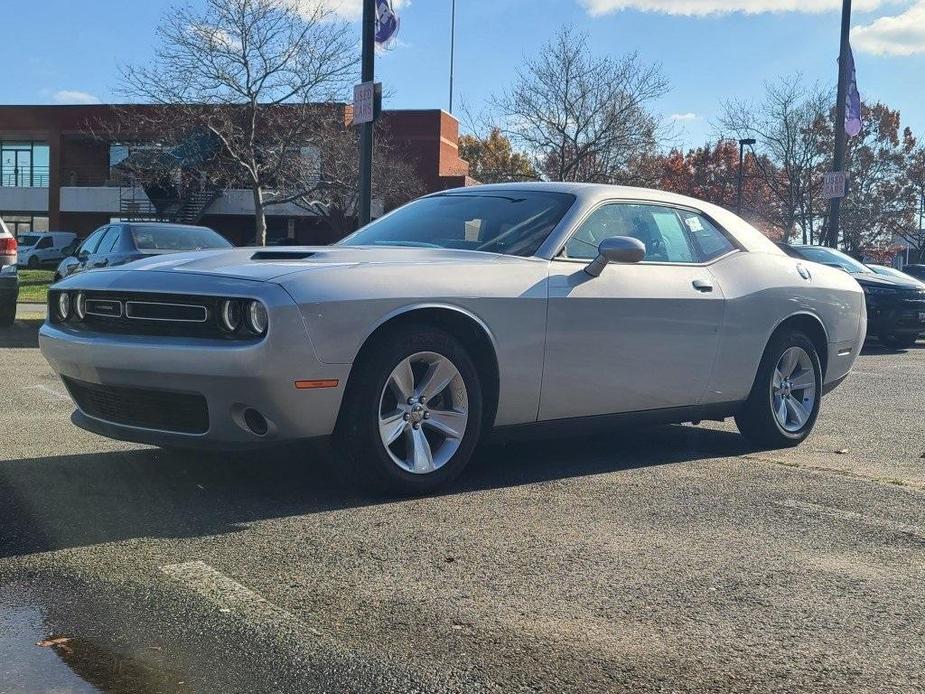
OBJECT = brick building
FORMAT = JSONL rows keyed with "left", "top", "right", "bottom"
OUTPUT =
{"left": 0, "top": 105, "right": 471, "bottom": 245}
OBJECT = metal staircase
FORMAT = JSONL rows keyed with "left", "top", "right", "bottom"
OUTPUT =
{"left": 119, "top": 186, "right": 219, "bottom": 224}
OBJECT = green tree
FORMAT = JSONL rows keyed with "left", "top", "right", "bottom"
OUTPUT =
{"left": 458, "top": 128, "right": 537, "bottom": 184}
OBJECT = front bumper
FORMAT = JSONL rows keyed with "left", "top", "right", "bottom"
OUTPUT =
{"left": 39, "top": 273, "right": 349, "bottom": 448}
{"left": 866, "top": 296, "right": 925, "bottom": 336}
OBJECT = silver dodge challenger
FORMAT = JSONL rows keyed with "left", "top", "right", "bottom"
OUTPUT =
{"left": 40, "top": 183, "right": 866, "bottom": 493}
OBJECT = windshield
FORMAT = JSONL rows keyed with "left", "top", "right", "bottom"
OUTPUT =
{"left": 338, "top": 191, "right": 576, "bottom": 257}
{"left": 131, "top": 225, "right": 232, "bottom": 251}
{"left": 796, "top": 246, "right": 872, "bottom": 274}
{"left": 17, "top": 234, "right": 40, "bottom": 247}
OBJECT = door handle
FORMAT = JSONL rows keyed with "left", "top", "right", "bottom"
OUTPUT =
{"left": 692, "top": 279, "right": 713, "bottom": 293}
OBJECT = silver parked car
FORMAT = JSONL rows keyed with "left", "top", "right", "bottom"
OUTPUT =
{"left": 40, "top": 184, "right": 866, "bottom": 494}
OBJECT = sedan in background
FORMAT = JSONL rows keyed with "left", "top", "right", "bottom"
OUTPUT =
{"left": 868, "top": 264, "right": 925, "bottom": 287}
{"left": 784, "top": 244, "right": 925, "bottom": 349}
{"left": 0, "top": 218, "right": 17, "bottom": 326}
{"left": 54, "top": 222, "right": 232, "bottom": 282}
{"left": 899, "top": 264, "right": 925, "bottom": 283}
{"left": 41, "top": 184, "right": 866, "bottom": 494}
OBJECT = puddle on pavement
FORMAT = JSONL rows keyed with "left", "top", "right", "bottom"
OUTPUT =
{"left": 0, "top": 583, "right": 193, "bottom": 694}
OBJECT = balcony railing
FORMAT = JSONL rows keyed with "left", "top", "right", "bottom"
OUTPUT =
{"left": 0, "top": 165, "right": 50, "bottom": 188}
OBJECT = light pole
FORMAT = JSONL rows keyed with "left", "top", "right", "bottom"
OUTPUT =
{"left": 826, "top": 0, "right": 853, "bottom": 248}
{"left": 449, "top": 0, "right": 456, "bottom": 113}
{"left": 358, "top": 0, "right": 375, "bottom": 227}
{"left": 738, "top": 138, "right": 756, "bottom": 215}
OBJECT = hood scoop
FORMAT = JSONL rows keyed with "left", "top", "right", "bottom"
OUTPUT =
{"left": 250, "top": 250, "right": 317, "bottom": 261}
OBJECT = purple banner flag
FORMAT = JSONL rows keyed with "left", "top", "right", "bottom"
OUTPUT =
{"left": 375, "top": 0, "right": 400, "bottom": 46}
{"left": 845, "top": 45, "right": 862, "bottom": 138}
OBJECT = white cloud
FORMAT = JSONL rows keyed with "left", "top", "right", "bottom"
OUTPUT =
{"left": 296, "top": 0, "right": 410, "bottom": 21}
{"left": 670, "top": 112, "right": 699, "bottom": 121}
{"left": 853, "top": 2, "right": 925, "bottom": 55}
{"left": 51, "top": 90, "right": 101, "bottom": 105}
{"left": 579, "top": 0, "right": 889, "bottom": 16}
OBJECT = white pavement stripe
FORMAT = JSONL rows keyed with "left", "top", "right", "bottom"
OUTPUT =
{"left": 160, "top": 561, "right": 315, "bottom": 634}
{"left": 23, "top": 384, "right": 69, "bottom": 400}
{"left": 776, "top": 499, "right": 925, "bottom": 540}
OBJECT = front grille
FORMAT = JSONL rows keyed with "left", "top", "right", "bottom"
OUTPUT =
{"left": 63, "top": 377, "right": 209, "bottom": 434}
{"left": 50, "top": 291, "right": 253, "bottom": 339}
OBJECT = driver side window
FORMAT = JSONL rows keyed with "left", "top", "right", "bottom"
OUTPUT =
{"left": 564, "top": 203, "right": 719, "bottom": 264}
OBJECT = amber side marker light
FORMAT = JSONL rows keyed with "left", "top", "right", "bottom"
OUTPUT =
{"left": 295, "top": 379, "right": 340, "bottom": 390}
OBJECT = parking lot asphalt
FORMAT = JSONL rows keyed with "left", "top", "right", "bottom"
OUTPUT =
{"left": 1, "top": 316, "right": 924, "bottom": 693}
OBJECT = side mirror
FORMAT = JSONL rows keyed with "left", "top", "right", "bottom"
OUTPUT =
{"left": 584, "top": 236, "right": 646, "bottom": 277}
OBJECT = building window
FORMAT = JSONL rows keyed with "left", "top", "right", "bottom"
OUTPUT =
{"left": 0, "top": 141, "right": 50, "bottom": 187}
{"left": 0, "top": 214, "right": 50, "bottom": 237}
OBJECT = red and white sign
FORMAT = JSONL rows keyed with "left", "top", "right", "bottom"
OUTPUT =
{"left": 353, "top": 82, "right": 376, "bottom": 126}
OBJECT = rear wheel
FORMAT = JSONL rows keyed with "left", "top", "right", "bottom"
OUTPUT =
{"left": 335, "top": 325, "right": 483, "bottom": 495}
{"left": 736, "top": 330, "right": 821, "bottom": 449}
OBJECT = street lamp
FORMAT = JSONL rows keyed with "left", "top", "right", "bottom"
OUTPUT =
{"left": 738, "top": 138, "right": 757, "bottom": 215}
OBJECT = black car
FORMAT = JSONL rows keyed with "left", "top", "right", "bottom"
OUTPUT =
{"left": 0, "top": 220, "right": 18, "bottom": 326}
{"left": 54, "top": 222, "right": 232, "bottom": 282}
{"left": 779, "top": 243, "right": 925, "bottom": 348}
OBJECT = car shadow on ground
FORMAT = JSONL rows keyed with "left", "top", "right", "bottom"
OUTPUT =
{"left": 0, "top": 424, "right": 752, "bottom": 559}
{"left": 0, "top": 319, "right": 42, "bottom": 348}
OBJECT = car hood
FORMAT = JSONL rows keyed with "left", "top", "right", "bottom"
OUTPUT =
{"left": 97, "top": 245, "right": 512, "bottom": 282}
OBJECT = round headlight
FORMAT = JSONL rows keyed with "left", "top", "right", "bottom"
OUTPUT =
{"left": 245, "top": 301, "right": 268, "bottom": 335}
{"left": 74, "top": 292, "right": 87, "bottom": 320}
{"left": 56, "top": 292, "right": 71, "bottom": 321}
{"left": 219, "top": 300, "right": 242, "bottom": 333}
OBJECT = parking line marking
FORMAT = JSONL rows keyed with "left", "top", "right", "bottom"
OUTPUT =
{"left": 776, "top": 499, "right": 925, "bottom": 540}
{"left": 24, "top": 384, "right": 69, "bottom": 400}
{"left": 159, "top": 561, "right": 312, "bottom": 633}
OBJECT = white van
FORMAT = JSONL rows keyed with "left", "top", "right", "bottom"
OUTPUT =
{"left": 18, "top": 231, "right": 78, "bottom": 269}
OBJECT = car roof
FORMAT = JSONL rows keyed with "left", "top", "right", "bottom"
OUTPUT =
{"left": 441, "top": 181, "right": 726, "bottom": 209}
{"left": 122, "top": 222, "right": 212, "bottom": 230}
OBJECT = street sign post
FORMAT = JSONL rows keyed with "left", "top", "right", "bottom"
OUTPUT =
{"left": 823, "top": 171, "right": 847, "bottom": 200}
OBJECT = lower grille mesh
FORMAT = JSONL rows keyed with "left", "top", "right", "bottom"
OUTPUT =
{"left": 63, "top": 377, "right": 209, "bottom": 434}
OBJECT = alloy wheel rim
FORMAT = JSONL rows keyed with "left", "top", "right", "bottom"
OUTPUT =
{"left": 378, "top": 351, "right": 469, "bottom": 475}
{"left": 770, "top": 346, "right": 816, "bottom": 433}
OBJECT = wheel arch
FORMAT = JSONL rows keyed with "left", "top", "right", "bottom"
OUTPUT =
{"left": 767, "top": 312, "right": 829, "bottom": 379}
{"left": 346, "top": 304, "right": 501, "bottom": 430}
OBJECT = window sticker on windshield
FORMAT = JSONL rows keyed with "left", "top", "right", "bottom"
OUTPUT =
{"left": 685, "top": 216, "right": 704, "bottom": 232}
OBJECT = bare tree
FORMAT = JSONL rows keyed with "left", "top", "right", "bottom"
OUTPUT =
{"left": 491, "top": 27, "right": 669, "bottom": 185}
{"left": 118, "top": 0, "right": 356, "bottom": 244}
{"left": 719, "top": 76, "right": 831, "bottom": 244}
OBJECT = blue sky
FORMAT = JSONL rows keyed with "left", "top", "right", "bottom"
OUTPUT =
{"left": 4, "top": 0, "right": 925, "bottom": 149}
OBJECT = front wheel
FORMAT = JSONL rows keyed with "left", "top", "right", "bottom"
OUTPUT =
{"left": 736, "top": 330, "right": 822, "bottom": 449}
{"left": 27, "top": 255, "right": 39, "bottom": 269}
{"left": 335, "top": 325, "right": 483, "bottom": 495}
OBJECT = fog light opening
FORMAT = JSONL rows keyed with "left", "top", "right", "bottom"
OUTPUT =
{"left": 243, "top": 408, "right": 269, "bottom": 437}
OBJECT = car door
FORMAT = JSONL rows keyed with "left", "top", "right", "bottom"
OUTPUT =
{"left": 87, "top": 225, "right": 122, "bottom": 269}
{"left": 538, "top": 201, "right": 735, "bottom": 421}
{"left": 71, "top": 227, "right": 109, "bottom": 275}
{"left": 33, "top": 236, "right": 54, "bottom": 265}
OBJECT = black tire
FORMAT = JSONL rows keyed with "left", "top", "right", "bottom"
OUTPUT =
{"left": 27, "top": 255, "right": 39, "bottom": 269}
{"left": 0, "top": 304, "right": 14, "bottom": 327}
{"left": 880, "top": 333, "right": 918, "bottom": 349}
{"left": 335, "top": 324, "right": 483, "bottom": 495}
{"left": 735, "top": 330, "right": 822, "bottom": 449}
